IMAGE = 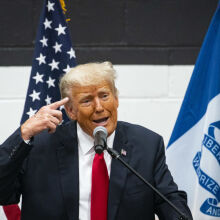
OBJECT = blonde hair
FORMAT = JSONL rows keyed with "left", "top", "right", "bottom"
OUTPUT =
{"left": 59, "top": 61, "right": 118, "bottom": 100}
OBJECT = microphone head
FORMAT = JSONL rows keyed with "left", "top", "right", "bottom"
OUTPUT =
{"left": 93, "top": 126, "right": 108, "bottom": 154}
{"left": 93, "top": 126, "right": 108, "bottom": 137}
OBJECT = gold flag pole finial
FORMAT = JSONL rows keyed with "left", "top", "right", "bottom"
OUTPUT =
{"left": 59, "top": 0, "right": 71, "bottom": 22}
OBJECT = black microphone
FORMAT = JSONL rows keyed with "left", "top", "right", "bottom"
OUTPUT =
{"left": 93, "top": 126, "right": 108, "bottom": 154}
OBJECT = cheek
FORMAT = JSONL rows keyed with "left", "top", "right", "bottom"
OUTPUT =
{"left": 106, "top": 101, "right": 118, "bottom": 117}
{"left": 77, "top": 107, "right": 94, "bottom": 120}
{"left": 111, "top": 108, "right": 118, "bottom": 120}
{"left": 112, "top": 99, "right": 119, "bottom": 111}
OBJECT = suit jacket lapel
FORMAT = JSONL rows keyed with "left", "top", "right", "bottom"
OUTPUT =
{"left": 56, "top": 121, "right": 79, "bottom": 220}
{"left": 108, "top": 122, "right": 131, "bottom": 220}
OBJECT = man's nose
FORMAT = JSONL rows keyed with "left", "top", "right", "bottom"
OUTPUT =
{"left": 94, "top": 97, "right": 104, "bottom": 112}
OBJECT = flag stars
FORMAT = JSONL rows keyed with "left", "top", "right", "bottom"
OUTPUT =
{"left": 36, "top": 53, "right": 46, "bottom": 65}
{"left": 53, "top": 42, "right": 62, "bottom": 53}
{"left": 67, "top": 48, "right": 76, "bottom": 59}
{"left": 22, "top": 0, "right": 76, "bottom": 125}
{"left": 55, "top": 24, "right": 66, "bottom": 36}
{"left": 32, "top": 72, "right": 44, "bottom": 84}
{"left": 47, "top": 1, "right": 55, "bottom": 12}
{"left": 44, "top": 18, "right": 52, "bottom": 30}
{"left": 45, "top": 95, "right": 52, "bottom": 105}
{"left": 63, "top": 65, "right": 71, "bottom": 73}
{"left": 48, "top": 59, "right": 59, "bottom": 71}
{"left": 46, "top": 76, "right": 55, "bottom": 88}
{"left": 29, "top": 90, "right": 41, "bottom": 102}
{"left": 40, "top": 36, "right": 48, "bottom": 47}
{"left": 26, "top": 107, "right": 37, "bottom": 118}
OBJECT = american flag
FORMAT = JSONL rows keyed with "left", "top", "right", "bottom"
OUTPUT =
{"left": 21, "top": 0, "right": 76, "bottom": 124}
{"left": 3, "top": 0, "right": 76, "bottom": 219}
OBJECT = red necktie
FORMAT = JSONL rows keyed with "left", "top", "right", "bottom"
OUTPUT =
{"left": 3, "top": 204, "right": 21, "bottom": 220}
{"left": 91, "top": 152, "right": 109, "bottom": 220}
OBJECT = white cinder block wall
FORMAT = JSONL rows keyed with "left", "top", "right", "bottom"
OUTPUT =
{"left": 0, "top": 65, "right": 193, "bottom": 219}
{"left": 0, "top": 65, "right": 193, "bottom": 145}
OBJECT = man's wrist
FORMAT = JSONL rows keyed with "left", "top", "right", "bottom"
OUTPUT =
{"left": 21, "top": 123, "right": 33, "bottom": 141}
{"left": 24, "top": 139, "right": 31, "bottom": 145}
{"left": 23, "top": 137, "right": 34, "bottom": 146}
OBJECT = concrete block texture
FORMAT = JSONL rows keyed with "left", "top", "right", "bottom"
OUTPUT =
{"left": 168, "top": 65, "right": 193, "bottom": 97}
{"left": 118, "top": 98, "right": 183, "bottom": 145}
{"left": 0, "top": 1, "right": 218, "bottom": 65}
{"left": 0, "top": 100, "right": 24, "bottom": 144}
{"left": 115, "top": 65, "right": 169, "bottom": 98}
{"left": 0, "top": 67, "right": 30, "bottom": 98}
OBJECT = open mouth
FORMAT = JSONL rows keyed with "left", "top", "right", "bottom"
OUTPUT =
{"left": 93, "top": 117, "right": 109, "bottom": 124}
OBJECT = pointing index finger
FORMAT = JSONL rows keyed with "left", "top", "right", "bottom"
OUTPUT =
{"left": 49, "top": 97, "right": 69, "bottom": 110}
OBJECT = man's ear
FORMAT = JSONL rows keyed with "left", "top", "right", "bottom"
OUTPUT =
{"left": 115, "top": 96, "right": 119, "bottom": 108}
{"left": 65, "top": 104, "right": 77, "bottom": 120}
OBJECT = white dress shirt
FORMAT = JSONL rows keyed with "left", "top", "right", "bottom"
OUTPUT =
{"left": 77, "top": 123, "right": 115, "bottom": 220}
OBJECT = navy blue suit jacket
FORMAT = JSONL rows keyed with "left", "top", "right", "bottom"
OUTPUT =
{"left": 0, "top": 121, "right": 192, "bottom": 220}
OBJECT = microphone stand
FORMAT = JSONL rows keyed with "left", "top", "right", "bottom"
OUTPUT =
{"left": 105, "top": 146, "right": 189, "bottom": 220}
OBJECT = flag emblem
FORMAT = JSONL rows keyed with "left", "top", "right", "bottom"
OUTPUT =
{"left": 193, "top": 121, "right": 220, "bottom": 217}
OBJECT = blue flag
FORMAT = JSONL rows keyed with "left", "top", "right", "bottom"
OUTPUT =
{"left": 21, "top": 0, "right": 76, "bottom": 124}
{"left": 166, "top": 2, "right": 220, "bottom": 220}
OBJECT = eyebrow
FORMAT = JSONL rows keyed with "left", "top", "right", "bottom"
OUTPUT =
{"left": 78, "top": 94, "right": 93, "bottom": 101}
{"left": 97, "top": 87, "right": 111, "bottom": 93}
{"left": 76, "top": 87, "right": 111, "bottom": 100}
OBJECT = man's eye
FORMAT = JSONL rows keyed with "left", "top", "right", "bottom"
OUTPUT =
{"left": 83, "top": 99, "right": 90, "bottom": 103}
{"left": 102, "top": 94, "right": 109, "bottom": 99}
{"left": 80, "top": 98, "right": 91, "bottom": 105}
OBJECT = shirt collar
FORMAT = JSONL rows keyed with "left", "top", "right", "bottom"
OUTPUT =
{"left": 77, "top": 123, "right": 115, "bottom": 155}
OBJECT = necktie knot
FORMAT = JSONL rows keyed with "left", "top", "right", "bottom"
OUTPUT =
{"left": 95, "top": 152, "right": 104, "bottom": 159}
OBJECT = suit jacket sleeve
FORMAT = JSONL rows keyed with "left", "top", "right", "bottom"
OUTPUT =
{"left": 0, "top": 127, "right": 32, "bottom": 205}
{"left": 153, "top": 136, "right": 193, "bottom": 220}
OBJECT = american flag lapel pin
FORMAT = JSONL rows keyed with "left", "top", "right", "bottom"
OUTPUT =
{"left": 121, "top": 149, "right": 127, "bottom": 156}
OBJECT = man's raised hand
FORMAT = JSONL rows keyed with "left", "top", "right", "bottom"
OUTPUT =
{"left": 21, "top": 97, "right": 69, "bottom": 141}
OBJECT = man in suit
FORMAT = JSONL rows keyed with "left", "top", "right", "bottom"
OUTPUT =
{"left": 0, "top": 62, "right": 193, "bottom": 220}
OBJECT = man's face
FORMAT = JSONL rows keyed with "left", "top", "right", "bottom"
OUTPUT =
{"left": 65, "top": 81, "right": 118, "bottom": 137}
